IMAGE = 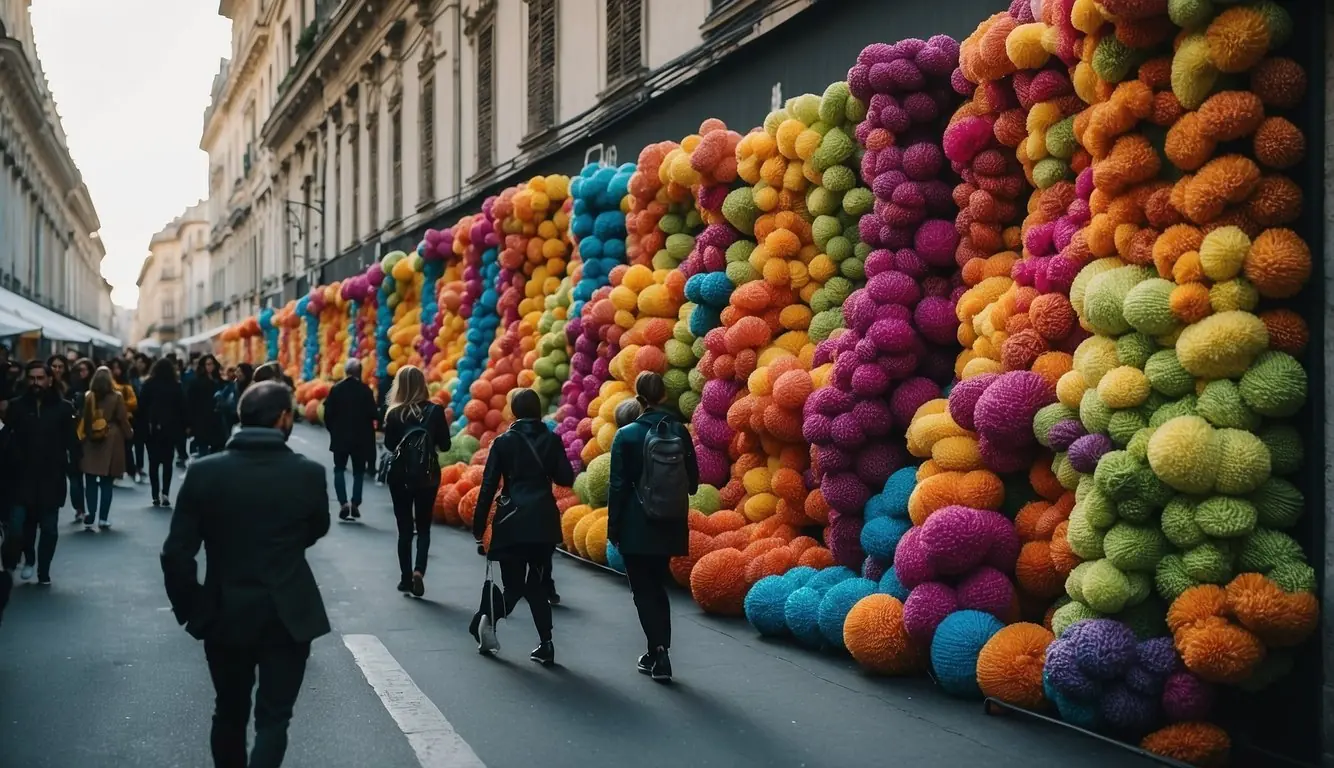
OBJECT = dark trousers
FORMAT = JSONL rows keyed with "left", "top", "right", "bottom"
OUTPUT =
{"left": 623, "top": 554, "right": 673, "bottom": 652}
{"left": 204, "top": 639, "right": 311, "bottom": 768}
{"left": 127, "top": 433, "right": 143, "bottom": 477}
{"left": 176, "top": 436, "right": 188, "bottom": 463}
{"left": 389, "top": 483, "right": 435, "bottom": 579}
{"left": 84, "top": 474, "right": 114, "bottom": 522}
{"left": 493, "top": 545, "right": 555, "bottom": 642}
{"left": 10, "top": 505, "right": 58, "bottom": 579}
{"left": 148, "top": 439, "right": 175, "bottom": 500}
{"left": 332, "top": 451, "right": 365, "bottom": 506}
{"left": 68, "top": 466, "right": 85, "bottom": 515}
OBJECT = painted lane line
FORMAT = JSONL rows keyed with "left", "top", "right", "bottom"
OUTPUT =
{"left": 343, "top": 634, "right": 487, "bottom": 768}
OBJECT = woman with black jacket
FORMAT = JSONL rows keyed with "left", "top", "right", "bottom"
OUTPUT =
{"left": 382, "top": 365, "right": 450, "bottom": 598}
{"left": 185, "top": 355, "right": 226, "bottom": 456}
{"left": 138, "top": 357, "right": 188, "bottom": 506}
{"left": 607, "top": 371, "right": 699, "bottom": 682}
{"left": 471, "top": 388, "right": 576, "bottom": 665}
{"left": 48, "top": 356, "right": 85, "bottom": 522}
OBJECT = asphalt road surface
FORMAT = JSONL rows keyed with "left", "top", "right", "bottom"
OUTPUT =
{"left": 0, "top": 424, "right": 1160, "bottom": 768}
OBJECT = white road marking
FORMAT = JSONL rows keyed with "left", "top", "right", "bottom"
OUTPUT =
{"left": 343, "top": 634, "right": 487, "bottom": 768}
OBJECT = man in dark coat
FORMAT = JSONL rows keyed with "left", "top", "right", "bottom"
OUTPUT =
{"left": 321, "top": 359, "right": 378, "bottom": 521}
{"left": 161, "top": 381, "right": 331, "bottom": 768}
{"left": 4, "top": 360, "right": 80, "bottom": 585}
{"left": 607, "top": 398, "right": 698, "bottom": 681}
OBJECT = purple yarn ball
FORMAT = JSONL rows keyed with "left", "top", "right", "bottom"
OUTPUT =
{"left": 1161, "top": 672, "right": 1215, "bottom": 723}
{"left": 902, "top": 581, "right": 958, "bottom": 647}
{"left": 954, "top": 566, "right": 1015, "bottom": 621}
{"left": 1069, "top": 619, "right": 1138, "bottom": 681}
{"left": 1067, "top": 433, "right": 1115, "bottom": 474}
{"left": 1046, "top": 418, "right": 1087, "bottom": 452}
{"left": 947, "top": 373, "right": 998, "bottom": 432}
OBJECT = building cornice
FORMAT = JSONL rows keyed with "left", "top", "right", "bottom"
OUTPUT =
{"left": 0, "top": 38, "right": 79, "bottom": 196}
{"left": 261, "top": 0, "right": 395, "bottom": 150}
{"left": 215, "top": 20, "right": 271, "bottom": 122}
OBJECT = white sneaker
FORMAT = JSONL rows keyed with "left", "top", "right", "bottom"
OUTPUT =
{"left": 19, "top": 565, "right": 33, "bottom": 581}
{"left": 478, "top": 616, "right": 500, "bottom": 654}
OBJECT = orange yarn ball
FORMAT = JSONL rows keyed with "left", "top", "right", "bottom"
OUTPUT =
{"left": 1258, "top": 309, "right": 1308, "bottom": 355}
{"left": 797, "top": 546, "right": 835, "bottom": 569}
{"left": 1141, "top": 723, "right": 1231, "bottom": 767}
{"left": 689, "top": 548, "right": 750, "bottom": 615}
{"left": 843, "top": 595, "right": 921, "bottom": 675}
{"left": 1015, "top": 541, "right": 1065, "bottom": 600}
{"left": 976, "top": 622, "right": 1054, "bottom": 709}
{"left": 1245, "top": 227, "right": 1311, "bottom": 299}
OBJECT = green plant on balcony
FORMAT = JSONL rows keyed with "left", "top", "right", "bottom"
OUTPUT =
{"left": 295, "top": 21, "right": 318, "bottom": 58}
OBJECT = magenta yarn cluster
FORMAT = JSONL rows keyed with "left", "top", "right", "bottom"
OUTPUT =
{"left": 1046, "top": 621, "right": 1215, "bottom": 737}
{"left": 693, "top": 379, "right": 742, "bottom": 487}
{"left": 948, "top": 370, "right": 1056, "bottom": 474}
{"left": 894, "top": 504, "right": 1020, "bottom": 646}
{"left": 553, "top": 286, "right": 620, "bottom": 469}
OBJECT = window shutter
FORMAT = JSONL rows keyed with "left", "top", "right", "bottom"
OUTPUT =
{"left": 351, "top": 129, "right": 360, "bottom": 242}
{"left": 368, "top": 118, "right": 379, "bottom": 229}
{"left": 527, "top": 0, "right": 557, "bottom": 135}
{"left": 605, "top": 0, "right": 622, "bottom": 83}
{"left": 476, "top": 23, "right": 495, "bottom": 171}
{"left": 606, "top": 0, "right": 642, "bottom": 84}
{"left": 421, "top": 78, "right": 436, "bottom": 201}
{"left": 391, "top": 108, "right": 403, "bottom": 219}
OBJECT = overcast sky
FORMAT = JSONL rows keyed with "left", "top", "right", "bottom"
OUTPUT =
{"left": 30, "top": 1, "right": 232, "bottom": 309}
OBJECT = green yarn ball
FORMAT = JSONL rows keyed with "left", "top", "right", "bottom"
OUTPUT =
{"left": 1080, "top": 388, "right": 1113, "bottom": 434}
{"left": 1034, "top": 403, "right": 1079, "bottom": 447}
{"left": 1108, "top": 409, "right": 1149, "bottom": 446}
{"left": 1094, "top": 450, "right": 1141, "bottom": 501}
{"left": 1051, "top": 600, "right": 1102, "bottom": 638}
{"left": 1155, "top": 554, "right": 1197, "bottom": 602}
{"left": 1238, "top": 528, "right": 1305, "bottom": 573}
{"left": 1194, "top": 495, "right": 1258, "bottom": 539}
{"left": 1161, "top": 496, "right": 1208, "bottom": 549}
{"left": 1080, "top": 559, "right": 1135, "bottom": 613}
{"left": 1249, "top": 477, "right": 1303, "bottom": 529}
{"left": 1122, "top": 278, "right": 1179, "bottom": 336}
{"left": 1148, "top": 394, "right": 1197, "bottom": 428}
{"left": 1195, "top": 380, "right": 1260, "bottom": 431}
{"left": 1116, "top": 332, "right": 1159, "bottom": 370}
{"left": 1104, "top": 523, "right": 1170, "bottom": 572}
{"left": 1144, "top": 349, "right": 1195, "bottom": 398}
{"left": 1256, "top": 423, "right": 1303, "bottom": 476}
{"left": 1182, "top": 541, "right": 1235, "bottom": 584}
{"left": 1213, "top": 428, "right": 1271, "bottom": 495}
{"left": 1238, "top": 351, "right": 1307, "bottom": 418}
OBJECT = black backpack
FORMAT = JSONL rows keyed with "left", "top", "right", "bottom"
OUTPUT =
{"left": 635, "top": 416, "right": 690, "bottom": 522}
{"left": 389, "top": 406, "right": 440, "bottom": 489}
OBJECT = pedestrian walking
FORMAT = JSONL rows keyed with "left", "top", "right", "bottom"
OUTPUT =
{"left": 322, "top": 359, "right": 377, "bottom": 521}
{"left": 470, "top": 388, "right": 575, "bottom": 664}
{"left": 47, "top": 355, "right": 87, "bottom": 523}
{"left": 172, "top": 354, "right": 189, "bottom": 468}
{"left": 161, "top": 381, "right": 330, "bottom": 768}
{"left": 78, "top": 366, "right": 133, "bottom": 530}
{"left": 607, "top": 371, "right": 699, "bottom": 682}
{"left": 382, "top": 365, "right": 449, "bottom": 597}
{"left": 187, "top": 354, "right": 226, "bottom": 458}
{"left": 108, "top": 358, "right": 140, "bottom": 484}
{"left": 4, "top": 360, "right": 80, "bottom": 585}
{"left": 129, "top": 355, "right": 151, "bottom": 484}
{"left": 138, "top": 357, "right": 188, "bottom": 507}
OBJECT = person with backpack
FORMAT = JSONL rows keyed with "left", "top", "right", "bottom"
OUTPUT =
{"left": 108, "top": 358, "right": 141, "bottom": 484}
{"left": 607, "top": 371, "right": 699, "bottom": 682}
{"left": 138, "top": 357, "right": 188, "bottom": 507}
{"left": 382, "top": 365, "right": 450, "bottom": 597}
{"left": 79, "top": 366, "right": 134, "bottom": 530}
{"left": 470, "top": 388, "right": 576, "bottom": 664}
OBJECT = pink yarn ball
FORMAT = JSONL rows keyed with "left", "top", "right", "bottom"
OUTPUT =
{"left": 827, "top": 512, "right": 867, "bottom": 570}
{"left": 917, "top": 505, "right": 997, "bottom": 575}
{"left": 889, "top": 376, "right": 941, "bottom": 427}
{"left": 823, "top": 472, "right": 871, "bottom": 515}
{"left": 892, "top": 526, "right": 931, "bottom": 587}
{"left": 954, "top": 566, "right": 1015, "bottom": 621}
{"left": 903, "top": 581, "right": 959, "bottom": 646}
{"left": 947, "top": 372, "right": 998, "bottom": 432}
{"left": 854, "top": 441, "right": 905, "bottom": 487}
{"left": 914, "top": 219, "right": 959, "bottom": 267}
{"left": 913, "top": 296, "right": 958, "bottom": 346}
{"left": 972, "top": 370, "right": 1056, "bottom": 448}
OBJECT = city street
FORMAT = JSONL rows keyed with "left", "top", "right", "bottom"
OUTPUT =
{"left": 0, "top": 424, "right": 1158, "bottom": 768}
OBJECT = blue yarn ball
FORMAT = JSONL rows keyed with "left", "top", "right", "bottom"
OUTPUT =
{"left": 602, "top": 238, "right": 626, "bottom": 262}
{"left": 605, "top": 541, "right": 626, "bottom": 574}
{"left": 593, "top": 211, "right": 625, "bottom": 240}
{"left": 785, "top": 587, "right": 825, "bottom": 649}
{"left": 859, "top": 516, "right": 911, "bottom": 562}
{"left": 745, "top": 576, "right": 795, "bottom": 637}
{"left": 688, "top": 306, "right": 722, "bottom": 337}
{"left": 806, "top": 565, "right": 857, "bottom": 594}
{"left": 782, "top": 566, "right": 817, "bottom": 589}
{"left": 877, "top": 567, "right": 910, "bottom": 601}
{"left": 930, "top": 610, "right": 1005, "bottom": 699}
{"left": 571, "top": 213, "right": 595, "bottom": 239}
{"left": 1044, "top": 672, "right": 1102, "bottom": 729}
{"left": 880, "top": 467, "right": 917, "bottom": 520}
{"left": 817, "top": 577, "right": 877, "bottom": 649}
{"left": 581, "top": 237, "right": 605, "bottom": 262}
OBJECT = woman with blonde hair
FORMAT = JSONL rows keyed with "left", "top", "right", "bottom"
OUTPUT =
{"left": 79, "top": 366, "right": 133, "bottom": 530}
{"left": 383, "top": 365, "right": 450, "bottom": 597}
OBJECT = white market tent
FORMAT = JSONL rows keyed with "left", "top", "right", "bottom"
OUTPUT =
{"left": 0, "top": 305, "right": 38, "bottom": 337}
{"left": 175, "top": 323, "right": 228, "bottom": 350}
{"left": 0, "top": 286, "right": 122, "bottom": 347}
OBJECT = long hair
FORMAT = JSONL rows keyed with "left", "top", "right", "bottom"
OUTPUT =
{"left": 72, "top": 358, "right": 94, "bottom": 385}
{"left": 108, "top": 358, "right": 127, "bottom": 384}
{"left": 45, "top": 355, "right": 69, "bottom": 395}
{"left": 196, "top": 354, "right": 220, "bottom": 381}
{"left": 386, "top": 365, "right": 429, "bottom": 420}
{"left": 150, "top": 357, "right": 177, "bottom": 382}
{"left": 89, "top": 366, "right": 115, "bottom": 399}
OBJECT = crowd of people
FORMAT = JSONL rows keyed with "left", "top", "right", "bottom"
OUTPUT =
{"left": 2, "top": 342, "right": 699, "bottom": 766}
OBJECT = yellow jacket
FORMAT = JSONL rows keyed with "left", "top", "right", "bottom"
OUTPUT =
{"left": 117, "top": 382, "right": 137, "bottom": 415}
